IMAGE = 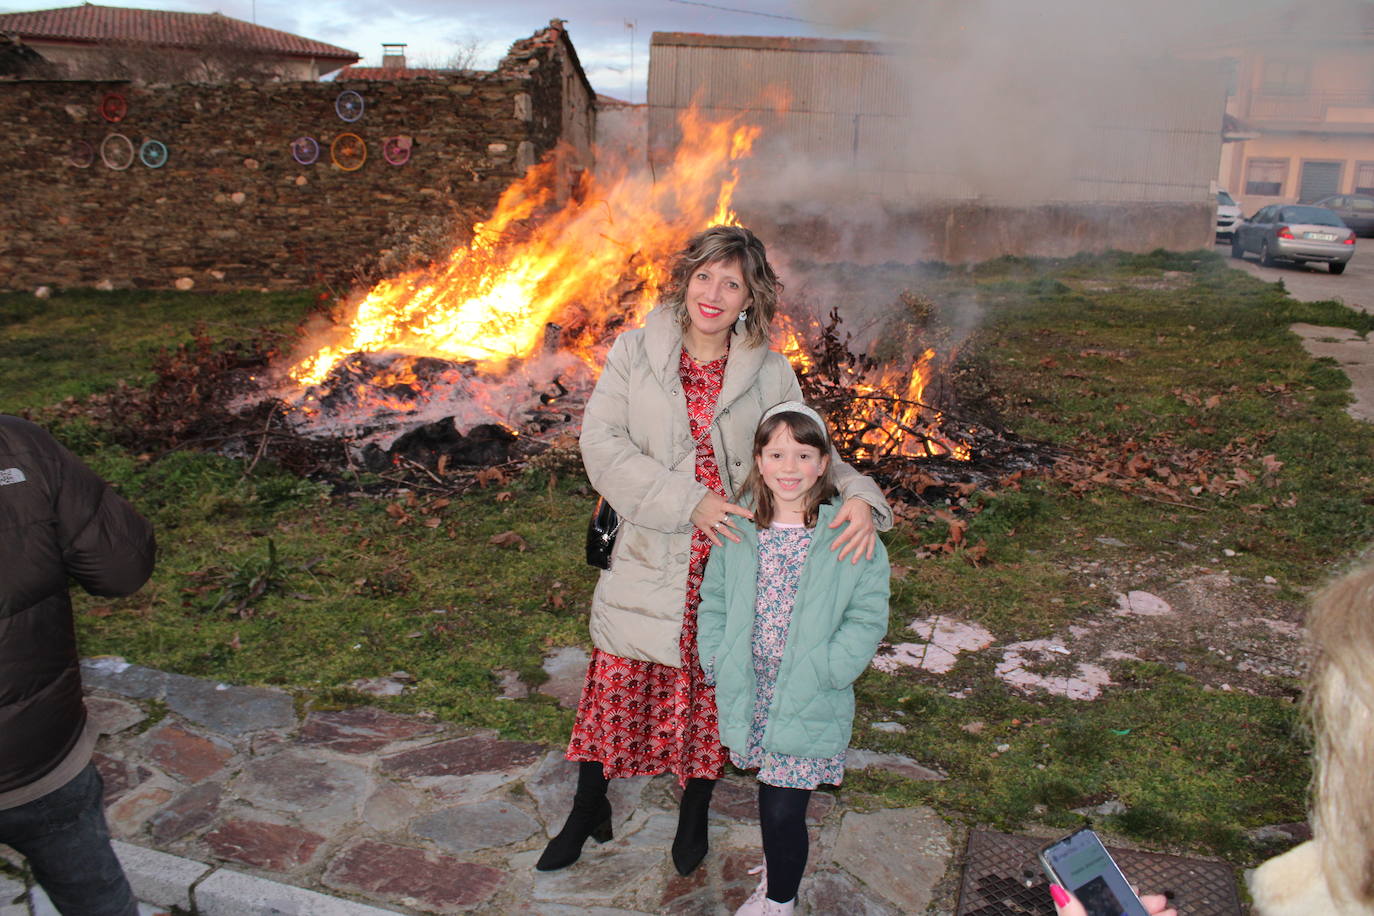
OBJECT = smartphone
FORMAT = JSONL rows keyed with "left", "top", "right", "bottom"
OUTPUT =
{"left": 1038, "top": 827, "right": 1151, "bottom": 916}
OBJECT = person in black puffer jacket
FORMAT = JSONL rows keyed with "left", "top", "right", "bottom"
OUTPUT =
{"left": 0, "top": 415, "right": 155, "bottom": 916}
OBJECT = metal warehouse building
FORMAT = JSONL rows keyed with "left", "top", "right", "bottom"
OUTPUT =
{"left": 647, "top": 32, "right": 1227, "bottom": 261}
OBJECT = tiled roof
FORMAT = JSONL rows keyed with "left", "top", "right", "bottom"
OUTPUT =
{"left": 335, "top": 66, "right": 452, "bottom": 80}
{"left": 0, "top": 4, "right": 358, "bottom": 61}
{"left": 651, "top": 31, "right": 880, "bottom": 55}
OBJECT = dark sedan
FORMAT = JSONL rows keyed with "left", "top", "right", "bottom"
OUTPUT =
{"left": 1308, "top": 194, "right": 1374, "bottom": 237}
{"left": 1231, "top": 204, "right": 1355, "bottom": 274}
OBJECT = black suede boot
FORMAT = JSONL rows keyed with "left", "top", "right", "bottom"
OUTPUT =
{"left": 536, "top": 762, "right": 613, "bottom": 871}
{"left": 671, "top": 777, "right": 716, "bottom": 876}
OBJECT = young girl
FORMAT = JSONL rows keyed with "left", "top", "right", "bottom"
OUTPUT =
{"left": 697, "top": 401, "right": 891, "bottom": 916}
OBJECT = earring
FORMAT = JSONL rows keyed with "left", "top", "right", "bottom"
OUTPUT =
{"left": 737, "top": 309, "right": 749, "bottom": 322}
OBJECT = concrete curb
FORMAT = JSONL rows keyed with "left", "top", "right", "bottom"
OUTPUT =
{"left": 112, "top": 840, "right": 405, "bottom": 916}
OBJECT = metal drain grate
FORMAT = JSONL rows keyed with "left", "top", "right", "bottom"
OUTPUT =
{"left": 954, "top": 829, "right": 1243, "bottom": 916}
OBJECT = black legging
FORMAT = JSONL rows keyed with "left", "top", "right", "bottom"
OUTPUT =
{"left": 759, "top": 783, "right": 812, "bottom": 903}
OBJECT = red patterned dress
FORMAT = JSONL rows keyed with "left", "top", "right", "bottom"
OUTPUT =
{"left": 567, "top": 347, "right": 731, "bottom": 785}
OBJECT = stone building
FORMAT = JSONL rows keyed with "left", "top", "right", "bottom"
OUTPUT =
{"left": 0, "top": 4, "right": 359, "bottom": 82}
{"left": 0, "top": 21, "right": 596, "bottom": 292}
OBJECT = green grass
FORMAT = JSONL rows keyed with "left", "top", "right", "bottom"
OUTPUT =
{"left": 0, "top": 288, "right": 318, "bottom": 413}
{"left": 9, "top": 250, "right": 1370, "bottom": 867}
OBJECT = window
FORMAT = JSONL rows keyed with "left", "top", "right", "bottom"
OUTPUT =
{"left": 1245, "top": 159, "right": 1287, "bottom": 197}
{"left": 1356, "top": 162, "right": 1374, "bottom": 196}
{"left": 1260, "top": 58, "right": 1309, "bottom": 96}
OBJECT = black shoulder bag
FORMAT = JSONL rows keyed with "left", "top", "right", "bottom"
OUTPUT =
{"left": 585, "top": 495, "right": 621, "bottom": 569}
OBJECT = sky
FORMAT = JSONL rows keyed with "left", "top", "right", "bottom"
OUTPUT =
{"left": 0, "top": 0, "right": 880, "bottom": 99}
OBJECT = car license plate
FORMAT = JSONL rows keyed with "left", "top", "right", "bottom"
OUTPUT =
{"left": 1306, "top": 232, "right": 1338, "bottom": 241}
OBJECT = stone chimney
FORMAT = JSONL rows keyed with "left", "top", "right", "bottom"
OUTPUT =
{"left": 381, "top": 43, "right": 407, "bottom": 69}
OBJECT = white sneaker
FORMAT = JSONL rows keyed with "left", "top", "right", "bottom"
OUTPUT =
{"left": 733, "top": 865, "right": 796, "bottom": 916}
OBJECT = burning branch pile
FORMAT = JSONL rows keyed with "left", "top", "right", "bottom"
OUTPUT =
{"left": 780, "top": 293, "right": 1061, "bottom": 510}
{"left": 57, "top": 105, "right": 1072, "bottom": 508}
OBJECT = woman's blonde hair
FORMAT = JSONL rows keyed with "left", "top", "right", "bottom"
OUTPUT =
{"left": 739, "top": 409, "right": 838, "bottom": 530}
{"left": 1307, "top": 559, "right": 1374, "bottom": 906}
{"left": 659, "top": 225, "right": 780, "bottom": 348}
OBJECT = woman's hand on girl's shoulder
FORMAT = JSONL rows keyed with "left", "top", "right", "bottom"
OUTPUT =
{"left": 829, "top": 497, "right": 877, "bottom": 564}
{"left": 692, "top": 491, "right": 753, "bottom": 547}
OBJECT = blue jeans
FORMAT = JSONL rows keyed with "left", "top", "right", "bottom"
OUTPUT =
{"left": 0, "top": 763, "right": 137, "bottom": 916}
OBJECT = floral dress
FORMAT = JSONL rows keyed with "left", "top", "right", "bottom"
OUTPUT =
{"left": 729, "top": 523, "right": 846, "bottom": 790}
{"left": 566, "top": 348, "right": 731, "bottom": 785}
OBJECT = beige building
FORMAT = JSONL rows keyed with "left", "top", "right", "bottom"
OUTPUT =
{"left": 0, "top": 4, "right": 358, "bottom": 81}
{"left": 647, "top": 32, "right": 1224, "bottom": 261}
{"left": 1215, "top": 3, "right": 1374, "bottom": 212}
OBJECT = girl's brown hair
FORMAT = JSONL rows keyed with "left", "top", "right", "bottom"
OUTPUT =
{"left": 739, "top": 410, "right": 838, "bottom": 529}
{"left": 659, "top": 225, "right": 781, "bottom": 348}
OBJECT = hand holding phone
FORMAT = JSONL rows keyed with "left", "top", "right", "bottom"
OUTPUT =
{"left": 1038, "top": 828, "right": 1152, "bottom": 916}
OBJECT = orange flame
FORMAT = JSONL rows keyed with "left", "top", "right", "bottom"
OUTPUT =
{"left": 777, "top": 316, "right": 970, "bottom": 461}
{"left": 284, "top": 104, "right": 967, "bottom": 462}
{"left": 290, "top": 108, "right": 759, "bottom": 391}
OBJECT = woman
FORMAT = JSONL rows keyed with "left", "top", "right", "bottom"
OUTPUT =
{"left": 1248, "top": 558, "right": 1374, "bottom": 915}
{"left": 536, "top": 226, "right": 892, "bottom": 875}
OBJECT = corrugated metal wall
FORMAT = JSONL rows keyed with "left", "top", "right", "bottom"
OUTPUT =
{"left": 647, "top": 37, "right": 1224, "bottom": 207}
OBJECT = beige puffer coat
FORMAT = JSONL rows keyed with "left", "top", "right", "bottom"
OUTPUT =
{"left": 580, "top": 306, "right": 892, "bottom": 667}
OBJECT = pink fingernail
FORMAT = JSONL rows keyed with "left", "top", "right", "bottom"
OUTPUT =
{"left": 1050, "top": 885, "right": 1071, "bottom": 907}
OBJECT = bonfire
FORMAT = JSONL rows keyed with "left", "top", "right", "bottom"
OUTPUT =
{"left": 272, "top": 106, "right": 974, "bottom": 477}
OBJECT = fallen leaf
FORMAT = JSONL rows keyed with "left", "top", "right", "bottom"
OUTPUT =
{"left": 1039, "top": 357, "right": 1059, "bottom": 369}
{"left": 430, "top": 498, "right": 451, "bottom": 510}
{"left": 436, "top": 454, "right": 450, "bottom": 476}
{"left": 494, "top": 491, "right": 515, "bottom": 502}
{"left": 86, "top": 605, "right": 113, "bottom": 618}
{"left": 1204, "top": 394, "right": 1222, "bottom": 409}
{"left": 489, "top": 530, "right": 528, "bottom": 551}
{"left": 890, "top": 564, "right": 911, "bottom": 580}
{"left": 476, "top": 467, "right": 507, "bottom": 488}
{"left": 961, "top": 541, "right": 988, "bottom": 566}
{"left": 229, "top": 633, "right": 241, "bottom": 650}
{"left": 423, "top": 517, "right": 442, "bottom": 528}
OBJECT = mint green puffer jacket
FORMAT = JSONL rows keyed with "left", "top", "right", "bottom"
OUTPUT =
{"left": 697, "top": 498, "right": 891, "bottom": 759}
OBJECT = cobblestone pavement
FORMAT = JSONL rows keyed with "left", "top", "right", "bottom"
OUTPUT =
{"left": 1, "top": 656, "right": 956, "bottom": 915}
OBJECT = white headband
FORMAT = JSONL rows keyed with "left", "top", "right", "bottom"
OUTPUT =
{"left": 759, "top": 400, "right": 830, "bottom": 447}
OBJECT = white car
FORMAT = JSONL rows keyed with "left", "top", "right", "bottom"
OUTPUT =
{"left": 1216, "top": 189, "right": 1243, "bottom": 239}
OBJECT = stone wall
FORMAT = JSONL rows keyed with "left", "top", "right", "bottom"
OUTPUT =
{"left": 0, "top": 24, "right": 595, "bottom": 293}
